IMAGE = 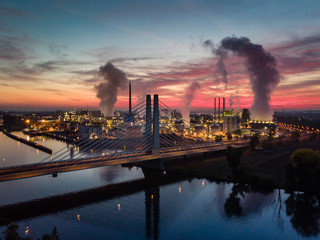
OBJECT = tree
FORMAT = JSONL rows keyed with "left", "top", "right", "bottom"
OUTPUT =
{"left": 226, "top": 132, "right": 232, "bottom": 141}
{"left": 286, "top": 148, "right": 320, "bottom": 193}
{"left": 290, "top": 148, "right": 320, "bottom": 169}
{"left": 225, "top": 146, "right": 243, "bottom": 177}
{"left": 41, "top": 227, "right": 60, "bottom": 240}
{"left": 234, "top": 129, "right": 241, "bottom": 137}
{"left": 285, "top": 193, "right": 320, "bottom": 237}
{"left": 224, "top": 183, "right": 249, "bottom": 218}
{"left": 250, "top": 133, "right": 260, "bottom": 150}
{"left": 1, "top": 225, "right": 59, "bottom": 240}
{"left": 291, "top": 130, "right": 301, "bottom": 143}
{"left": 310, "top": 132, "right": 319, "bottom": 140}
{"left": 2, "top": 224, "right": 21, "bottom": 240}
{"left": 268, "top": 125, "right": 276, "bottom": 137}
{"left": 215, "top": 135, "right": 222, "bottom": 142}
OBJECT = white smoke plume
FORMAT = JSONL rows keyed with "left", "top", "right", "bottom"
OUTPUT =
{"left": 180, "top": 81, "right": 200, "bottom": 126}
{"left": 229, "top": 98, "right": 234, "bottom": 110}
{"left": 95, "top": 62, "right": 128, "bottom": 117}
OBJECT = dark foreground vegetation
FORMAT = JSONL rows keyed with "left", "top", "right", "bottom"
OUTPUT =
{"left": 166, "top": 132, "right": 320, "bottom": 194}
{"left": 0, "top": 224, "right": 59, "bottom": 240}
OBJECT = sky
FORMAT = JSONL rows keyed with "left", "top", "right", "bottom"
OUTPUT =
{"left": 1, "top": 0, "right": 320, "bottom": 113}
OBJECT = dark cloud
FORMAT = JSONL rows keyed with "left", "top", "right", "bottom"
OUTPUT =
{"left": 84, "top": 78, "right": 99, "bottom": 84}
{"left": 49, "top": 44, "right": 68, "bottom": 57}
{"left": 0, "top": 21, "right": 14, "bottom": 33}
{"left": 34, "top": 61, "right": 61, "bottom": 71}
{"left": 0, "top": 39, "right": 26, "bottom": 60}
{"left": 71, "top": 70, "right": 99, "bottom": 75}
{"left": 109, "top": 57, "right": 156, "bottom": 63}
{"left": 271, "top": 33, "right": 320, "bottom": 74}
{"left": 277, "top": 79, "right": 320, "bottom": 91}
{"left": 0, "top": 6, "right": 26, "bottom": 17}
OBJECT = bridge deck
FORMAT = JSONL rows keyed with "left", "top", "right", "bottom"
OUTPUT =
{"left": 0, "top": 142, "right": 249, "bottom": 182}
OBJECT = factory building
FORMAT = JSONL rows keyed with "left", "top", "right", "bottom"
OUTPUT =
{"left": 223, "top": 115, "right": 240, "bottom": 133}
{"left": 78, "top": 125, "right": 104, "bottom": 139}
{"left": 209, "top": 123, "right": 221, "bottom": 136}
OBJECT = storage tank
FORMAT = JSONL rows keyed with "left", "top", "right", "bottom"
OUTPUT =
{"left": 210, "top": 124, "right": 221, "bottom": 136}
{"left": 223, "top": 116, "right": 240, "bottom": 133}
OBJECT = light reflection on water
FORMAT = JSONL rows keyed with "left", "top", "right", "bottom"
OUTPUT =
{"left": 2, "top": 179, "right": 318, "bottom": 240}
{"left": 0, "top": 132, "right": 144, "bottom": 205}
{"left": 0, "top": 132, "right": 319, "bottom": 239}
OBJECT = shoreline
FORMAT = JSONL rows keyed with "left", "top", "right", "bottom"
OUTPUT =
{"left": 1, "top": 129, "right": 52, "bottom": 154}
{"left": 164, "top": 138, "right": 320, "bottom": 193}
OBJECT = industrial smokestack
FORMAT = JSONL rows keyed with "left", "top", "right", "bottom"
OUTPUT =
{"left": 218, "top": 97, "right": 221, "bottom": 119}
{"left": 223, "top": 97, "right": 225, "bottom": 114}
{"left": 95, "top": 62, "right": 128, "bottom": 117}
{"left": 203, "top": 36, "right": 281, "bottom": 120}
{"left": 129, "top": 81, "right": 132, "bottom": 114}
{"left": 214, "top": 98, "right": 216, "bottom": 117}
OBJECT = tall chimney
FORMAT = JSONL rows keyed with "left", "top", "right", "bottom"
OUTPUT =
{"left": 218, "top": 97, "right": 220, "bottom": 119}
{"left": 214, "top": 98, "right": 216, "bottom": 116}
{"left": 129, "top": 81, "right": 132, "bottom": 114}
{"left": 223, "top": 97, "right": 225, "bottom": 115}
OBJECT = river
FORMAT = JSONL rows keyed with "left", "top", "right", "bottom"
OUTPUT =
{"left": 0, "top": 132, "right": 319, "bottom": 240}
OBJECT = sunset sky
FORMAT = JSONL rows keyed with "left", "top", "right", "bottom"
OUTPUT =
{"left": 1, "top": 0, "right": 320, "bottom": 112}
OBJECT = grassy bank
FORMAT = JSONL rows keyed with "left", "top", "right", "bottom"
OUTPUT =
{"left": 164, "top": 139, "right": 320, "bottom": 191}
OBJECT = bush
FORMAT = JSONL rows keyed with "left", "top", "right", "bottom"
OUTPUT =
{"left": 291, "top": 130, "right": 301, "bottom": 143}
{"left": 290, "top": 148, "right": 320, "bottom": 169}
{"left": 250, "top": 134, "right": 260, "bottom": 150}
{"left": 215, "top": 135, "right": 222, "bottom": 142}
{"left": 226, "top": 132, "right": 232, "bottom": 141}
{"left": 225, "top": 146, "right": 243, "bottom": 177}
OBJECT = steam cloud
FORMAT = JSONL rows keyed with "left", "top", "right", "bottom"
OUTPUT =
{"left": 95, "top": 62, "right": 128, "bottom": 117}
{"left": 204, "top": 37, "right": 281, "bottom": 120}
{"left": 181, "top": 81, "right": 200, "bottom": 126}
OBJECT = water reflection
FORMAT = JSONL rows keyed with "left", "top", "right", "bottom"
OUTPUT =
{"left": 285, "top": 192, "right": 320, "bottom": 237}
{"left": 0, "top": 173, "right": 319, "bottom": 239}
{"left": 223, "top": 183, "right": 275, "bottom": 219}
{"left": 145, "top": 186, "right": 160, "bottom": 240}
{"left": 1, "top": 130, "right": 319, "bottom": 239}
{"left": 224, "top": 184, "right": 247, "bottom": 217}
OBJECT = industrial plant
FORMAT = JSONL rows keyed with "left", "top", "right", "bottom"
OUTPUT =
{"left": 8, "top": 81, "right": 278, "bottom": 146}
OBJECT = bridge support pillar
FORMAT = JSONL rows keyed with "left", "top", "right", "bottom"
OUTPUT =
{"left": 141, "top": 159, "right": 165, "bottom": 172}
{"left": 153, "top": 94, "right": 160, "bottom": 154}
{"left": 146, "top": 95, "right": 152, "bottom": 152}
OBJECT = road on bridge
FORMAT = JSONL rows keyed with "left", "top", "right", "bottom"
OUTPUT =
{"left": 0, "top": 141, "right": 249, "bottom": 182}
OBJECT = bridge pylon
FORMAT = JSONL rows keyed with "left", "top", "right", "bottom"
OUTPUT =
{"left": 145, "top": 94, "right": 152, "bottom": 152}
{"left": 153, "top": 94, "right": 160, "bottom": 154}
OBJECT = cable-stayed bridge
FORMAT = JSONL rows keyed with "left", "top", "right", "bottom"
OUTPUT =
{"left": 0, "top": 95, "right": 249, "bottom": 181}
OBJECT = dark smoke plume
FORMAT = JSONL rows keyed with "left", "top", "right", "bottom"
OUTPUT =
{"left": 203, "top": 40, "right": 228, "bottom": 85}
{"left": 205, "top": 37, "right": 281, "bottom": 120}
{"left": 95, "top": 62, "right": 128, "bottom": 117}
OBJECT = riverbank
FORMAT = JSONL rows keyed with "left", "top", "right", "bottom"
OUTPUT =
{"left": 1, "top": 129, "right": 52, "bottom": 154}
{"left": 164, "top": 139, "right": 320, "bottom": 191}
{"left": 0, "top": 172, "right": 185, "bottom": 225}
